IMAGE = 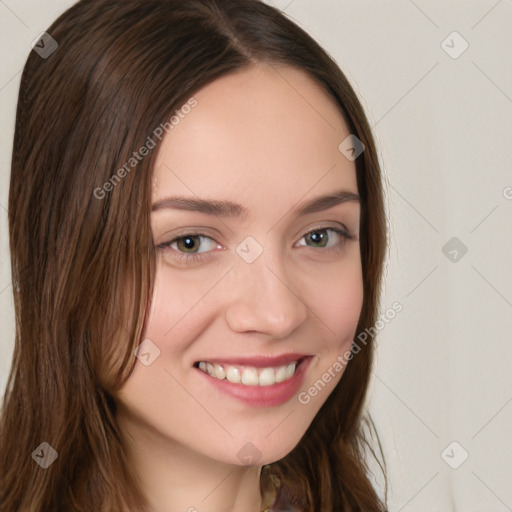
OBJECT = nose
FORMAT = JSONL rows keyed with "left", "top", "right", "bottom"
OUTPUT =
{"left": 224, "top": 247, "right": 309, "bottom": 338}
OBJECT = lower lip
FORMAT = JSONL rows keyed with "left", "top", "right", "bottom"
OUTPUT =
{"left": 195, "top": 357, "right": 312, "bottom": 407}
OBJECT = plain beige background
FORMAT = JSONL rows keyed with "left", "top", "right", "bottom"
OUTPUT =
{"left": 1, "top": 1, "right": 511, "bottom": 511}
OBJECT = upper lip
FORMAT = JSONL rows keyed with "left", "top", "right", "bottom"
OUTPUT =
{"left": 194, "top": 353, "right": 311, "bottom": 368}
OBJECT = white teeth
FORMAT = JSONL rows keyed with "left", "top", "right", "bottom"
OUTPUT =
{"left": 213, "top": 364, "right": 225, "bottom": 380}
{"left": 241, "top": 368, "right": 259, "bottom": 386}
{"left": 226, "top": 366, "right": 241, "bottom": 384}
{"left": 284, "top": 362, "right": 296, "bottom": 380}
{"left": 274, "top": 365, "right": 288, "bottom": 383}
{"left": 258, "top": 368, "right": 275, "bottom": 386}
{"left": 197, "top": 361, "right": 299, "bottom": 386}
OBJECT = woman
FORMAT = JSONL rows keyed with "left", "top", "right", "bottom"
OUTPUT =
{"left": 0, "top": 1, "right": 388, "bottom": 511}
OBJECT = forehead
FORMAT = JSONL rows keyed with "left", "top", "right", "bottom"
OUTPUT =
{"left": 152, "top": 62, "right": 357, "bottom": 207}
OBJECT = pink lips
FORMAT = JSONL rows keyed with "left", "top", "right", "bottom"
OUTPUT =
{"left": 194, "top": 355, "right": 312, "bottom": 407}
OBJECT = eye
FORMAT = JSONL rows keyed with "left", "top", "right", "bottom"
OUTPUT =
{"left": 169, "top": 234, "right": 216, "bottom": 254}
{"left": 156, "top": 232, "right": 222, "bottom": 264}
{"left": 297, "top": 227, "right": 353, "bottom": 250}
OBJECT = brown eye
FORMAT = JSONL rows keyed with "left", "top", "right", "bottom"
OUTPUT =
{"left": 176, "top": 235, "right": 201, "bottom": 253}
{"left": 156, "top": 232, "right": 223, "bottom": 265}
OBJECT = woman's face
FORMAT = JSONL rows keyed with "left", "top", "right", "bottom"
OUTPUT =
{"left": 116, "top": 63, "right": 363, "bottom": 466}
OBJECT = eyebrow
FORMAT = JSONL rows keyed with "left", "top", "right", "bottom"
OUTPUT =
{"left": 151, "top": 189, "right": 360, "bottom": 218}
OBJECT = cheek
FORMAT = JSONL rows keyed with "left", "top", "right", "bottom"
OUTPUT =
{"left": 306, "top": 257, "right": 364, "bottom": 351}
{"left": 298, "top": 255, "right": 363, "bottom": 393}
{"left": 143, "top": 262, "right": 225, "bottom": 353}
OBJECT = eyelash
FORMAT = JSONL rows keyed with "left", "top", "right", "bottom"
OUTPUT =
{"left": 156, "top": 226, "right": 354, "bottom": 265}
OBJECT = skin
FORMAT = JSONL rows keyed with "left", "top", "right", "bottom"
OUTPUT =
{"left": 115, "top": 62, "right": 363, "bottom": 512}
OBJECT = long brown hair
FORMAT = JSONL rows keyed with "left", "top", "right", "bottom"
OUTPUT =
{"left": 0, "top": 1, "right": 388, "bottom": 510}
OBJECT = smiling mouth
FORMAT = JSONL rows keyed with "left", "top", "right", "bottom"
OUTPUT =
{"left": 193, "top": 357, "right": 307, "bottom": 387}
